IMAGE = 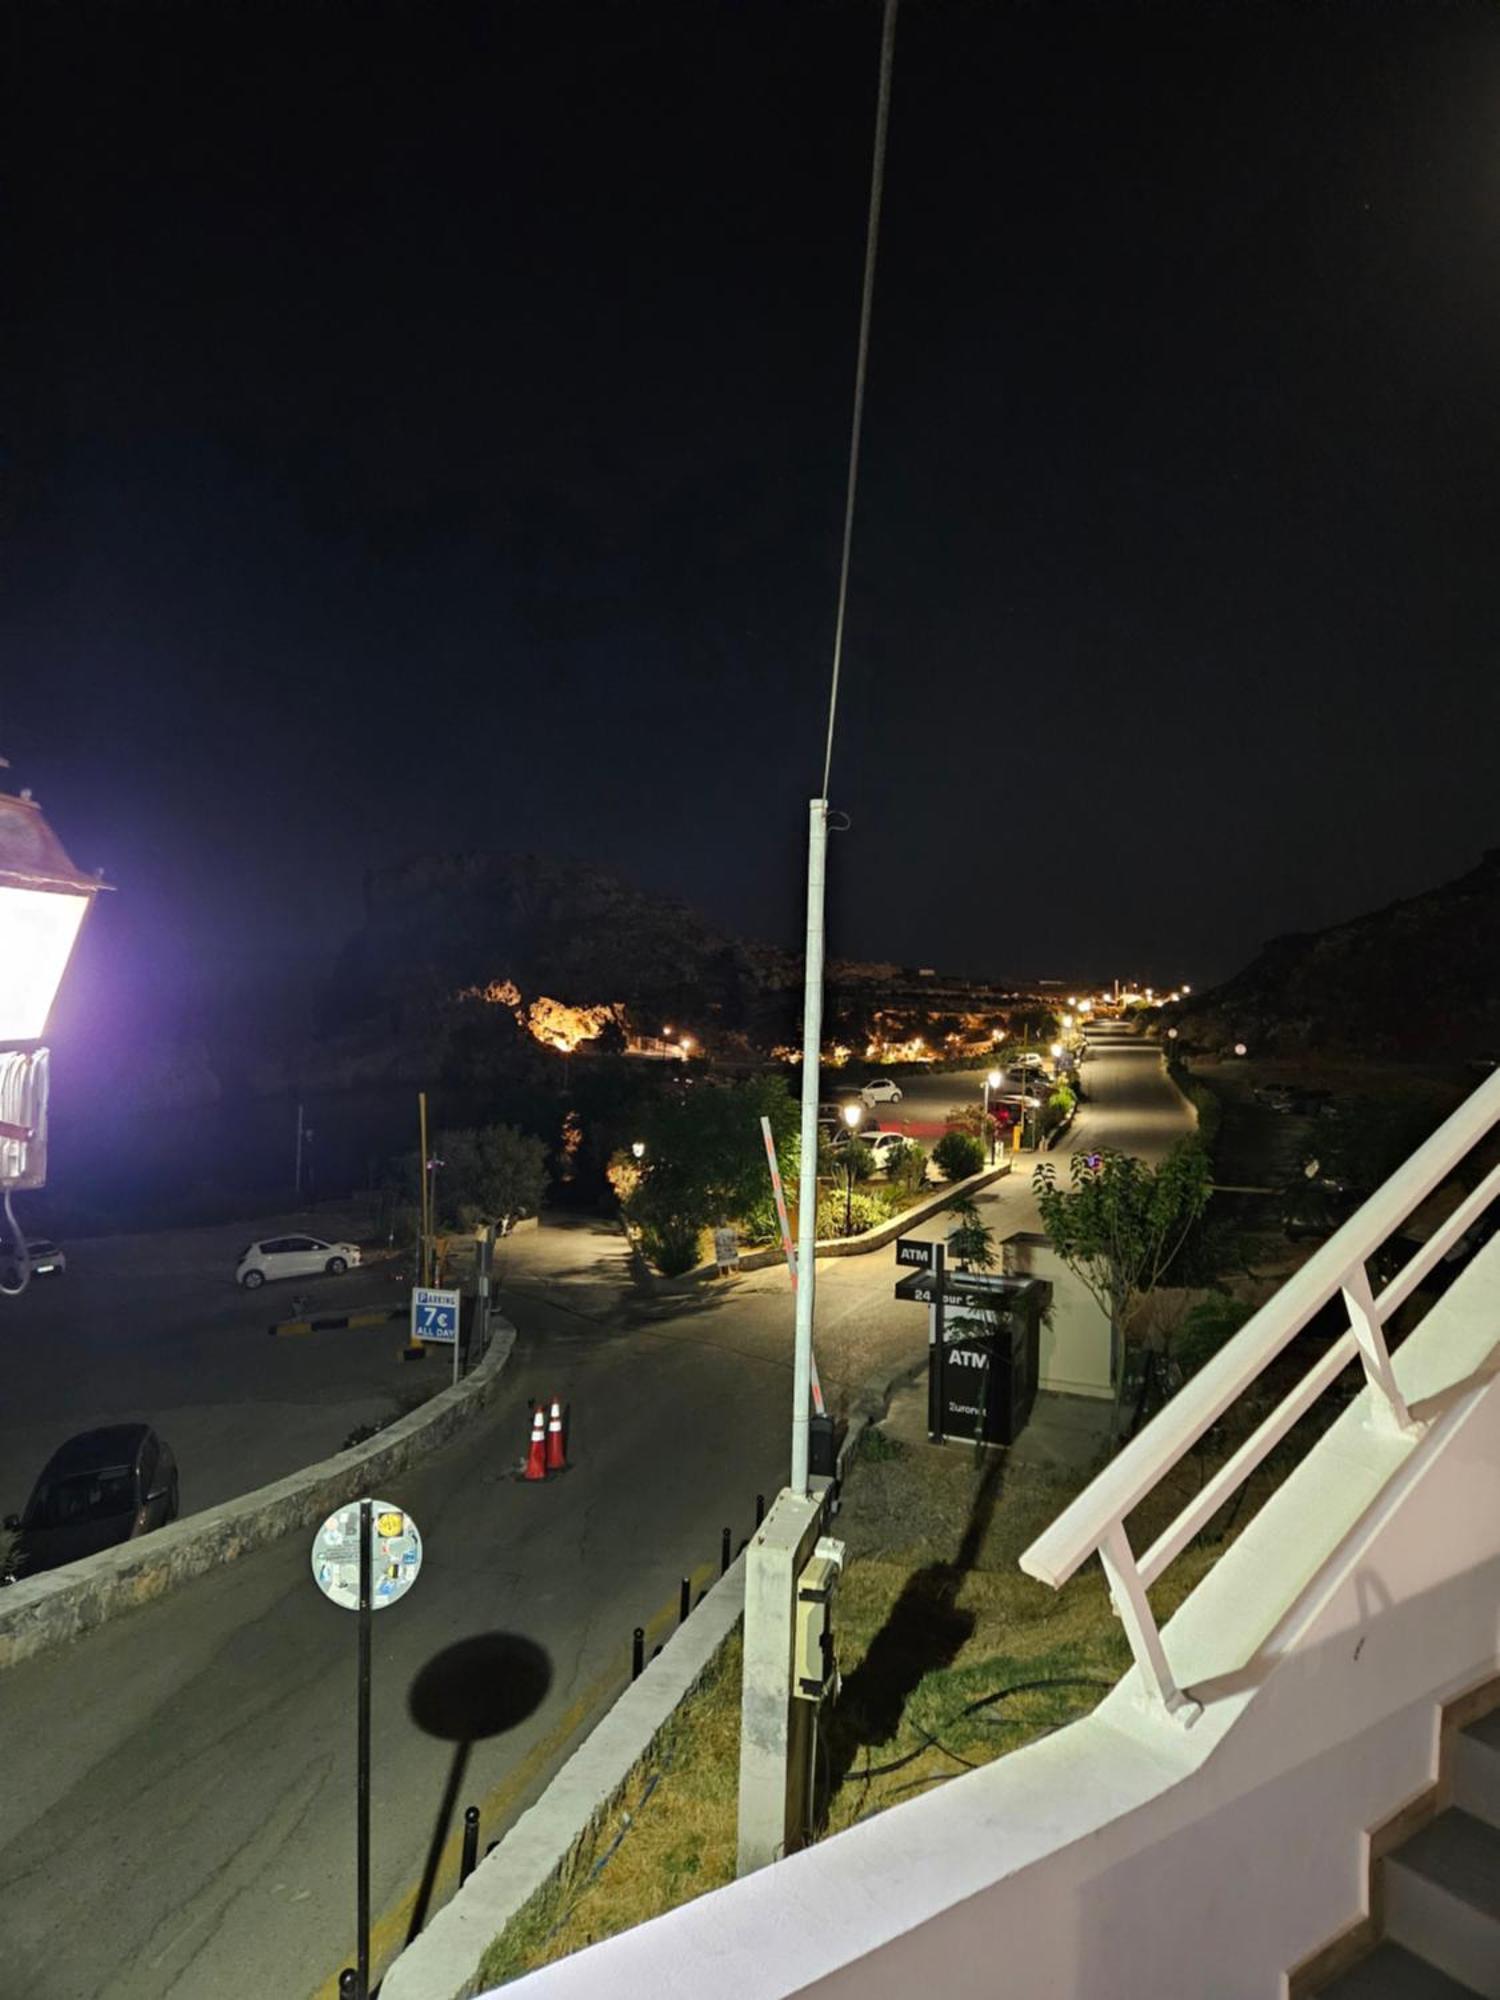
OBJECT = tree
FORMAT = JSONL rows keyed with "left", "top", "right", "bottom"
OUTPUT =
{"left": 1032, "top": 1142, "right": 1212, "bottom": 1436}
{"left": 624, "top": 1075, "right": 799, "bottom": 1269}
{"left": 404, "top": 1123, "right": 550, "bottom": 1232}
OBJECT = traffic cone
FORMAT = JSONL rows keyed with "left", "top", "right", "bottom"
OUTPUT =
{"left": 523, "top": 1406, "right": 548, "bottom": 1482}
{"left": 545, "top": 1396, "right": 567, "bottom": 1473}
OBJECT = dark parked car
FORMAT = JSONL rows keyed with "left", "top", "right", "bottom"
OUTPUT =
{"left": 4, "top": 1424, "right": 179, "bottom": 1578}
{"left": 0, "top": 1236, "right": 66, "bottom": 1284}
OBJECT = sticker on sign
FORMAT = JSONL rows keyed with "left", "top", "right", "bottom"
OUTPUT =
{"left": 310, "top": 1499, "right": 423, "bottom": 1612}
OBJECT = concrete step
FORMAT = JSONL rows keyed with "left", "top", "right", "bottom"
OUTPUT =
{"left": 1320, "top": 1942, "right": 1483, "bottom": 1998}
{"left": 1453, "top": 1711, "right": 1500, "bottom": 1834}
{"left": 1385, "top": 1808, "right": 1500, "bottom": 1997}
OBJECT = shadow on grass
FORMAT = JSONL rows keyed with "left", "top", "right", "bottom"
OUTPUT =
{"left": 820, "top": 1448, "right": 1009, "bottom": 1808}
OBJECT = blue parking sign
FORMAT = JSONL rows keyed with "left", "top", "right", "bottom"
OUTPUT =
{"left": 411, "top": 1285, "right": 460, "bottom": 1345}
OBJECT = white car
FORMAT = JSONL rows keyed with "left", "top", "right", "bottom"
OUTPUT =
{"left": 235, "top": 1234, "right": 362, "bottom": 1289}
{"left": 863, "top": 1131, "right": 910, "bottom": 1173}
{"left": 860, "top": 1079, "right": 904, "bottom": 1106}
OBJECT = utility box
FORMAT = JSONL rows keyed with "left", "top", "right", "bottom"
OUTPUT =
{"left": 793, "top": 1536, "right": 845, "bottom": 1701}
{"left": 737, "top": 1489, "right": 827, "bottom": 1876}
{"left": 934, "top": 1275, "right": 1048, "bottom": 1446}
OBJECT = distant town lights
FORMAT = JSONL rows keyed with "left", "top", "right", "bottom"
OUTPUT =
{"left": 0, "top": 791, "right": 106, "bottom": 1042}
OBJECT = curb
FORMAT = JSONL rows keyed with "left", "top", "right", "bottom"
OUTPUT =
{"left": 632, "top": 1163, "right": 1012, "bottom": 1295}
{"left": 0, "top": 1320, "right": 518, "bottom": 1673}
{"left": 268, "top": 1305, "right": 407, "bottom": 1337}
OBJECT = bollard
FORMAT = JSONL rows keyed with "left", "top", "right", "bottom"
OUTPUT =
{"left": 339, "top": 1972, "right": 360, "bottom": 2000}
{"left": 460, "top": 1805, "right": 480, "bottom": 1885}
{"left": 720, "top": 1525, "right": 731, "bottom": 1575}
{"left": 755, "top": 1491, "right": 766, "bottom": 1528}
{"left": 632, "top": 1625, "right": 646, "bottom": 1680}
{"left": 678, "top": 1576, "right": 690, "bottom": 1625}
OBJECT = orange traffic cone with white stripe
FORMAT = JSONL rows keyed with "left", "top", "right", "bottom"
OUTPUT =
{"left": 523, "top": 1405, "right": 548, "bottom": 1482}
{"left": 545, "top": 1396, "right": 567, "bottom": 1473}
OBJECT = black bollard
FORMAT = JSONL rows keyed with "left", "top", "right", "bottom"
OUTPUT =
{"left": 678, "top": 1576, "right": 690, "bottom": 1624}
{"left": 339, "top": 1972, "right": 360, "bottom": 2000}
{"left": 720, "top": 1525, "right": 731, "bottom": 1575}
{"left": 631, "top": 1625, "right": 646, "bottom": 1680}
{"left": 460, "top": 1805, "right": 480, "bottom": 1885}
{"left": 755, "top": 1491, "right": 766, "bottom": 1528}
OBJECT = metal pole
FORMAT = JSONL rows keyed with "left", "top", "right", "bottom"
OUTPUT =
{"left": 356, "top": 1498, "right": 372, "bottom": 1999}
{"left": 933, "top": 1244, "right": 948, "bottom": 1443}
{"left": 721, "top": 1525, "right": 732, "bottom": 1575}
{"left": 295, "top": 1100, "right": 305, "bottom": 1198}
{"left": 792, "top": 798, "right": 829, "bottom": 1495}
{"left": 759, "top": 1116, "right": 826, "bottom": 1415}
{"left": 755, "top": 1492, "right": 766, "bottom": 1528}
{"left": 418, "top": 1092, "right": 431, "bottom": 1288}
{"left": 679, "top": 1576, "right": 691, "bottom": 1624}
{"left": 632, "top": 1626, "right": 646, "bottom": 1679}
{"left": 460, "top": 1806, "right": 480, "bottom": 1885}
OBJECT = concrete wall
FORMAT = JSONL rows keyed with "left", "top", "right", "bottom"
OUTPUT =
{"left": 492, "top": 1243, "right": 1500, "bottom": 2000}
{"left": 0, "top": 1320, "right": 517, "bottom": 1670}
{"left": 1004, "top": 1230, "right": 1113, "bottom": 1399}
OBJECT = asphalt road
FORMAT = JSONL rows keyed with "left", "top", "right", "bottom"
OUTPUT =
{"left": 0, "top": 1200, "right": 422, "bottom": 1524}
{"left": 0, "top": 1036, "right": 1192, "bottom": 2000}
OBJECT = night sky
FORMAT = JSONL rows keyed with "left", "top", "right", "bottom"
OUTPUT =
{"left": 4, "top": 0, "right": 1499, "bottom": 1042}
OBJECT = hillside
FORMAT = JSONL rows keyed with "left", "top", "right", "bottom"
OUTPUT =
{"left": 321, "top": 851, "right": 802, "bottom": 1039}
{"left": 1175, "top": 848, "right": 1500, "bottom": 1059}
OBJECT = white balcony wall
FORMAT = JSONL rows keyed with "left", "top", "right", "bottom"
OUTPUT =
{"left": 498, "top": 1243, "right": 1500, "bottom": 2000}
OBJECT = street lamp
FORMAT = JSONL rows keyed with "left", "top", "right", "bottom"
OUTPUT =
{"left": 0, "top": 786, "right": 108, "bottom": 1292}
{"left": 841, "top": 1100, "right": 863, "bottom": 1235}
{"left": 1233, "top": 1042, "right": 1248, "bottom": 1057}
{"left": 0, "top": 788, "right": 103, "bottom": 1045}
{"left": 983, "top": 1067, "right": 1002, "bottom": 1162}
{"left": 631, "top": 1139, "right": 645, "bottom": 1162}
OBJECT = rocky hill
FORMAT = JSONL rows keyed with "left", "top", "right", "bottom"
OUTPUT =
{"left": 1174, "top": 848, "right": 1500, "bottom": 1060}
{"left": 322, "top": 850, "right": 802, "bottom": 1040}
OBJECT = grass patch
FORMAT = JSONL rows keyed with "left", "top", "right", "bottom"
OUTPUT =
{"left": 478, "top": 1633, "right": 744, "bottom": 1987}
{"left": 480, "top": 1395, "right": 1323, "bottom": 1984}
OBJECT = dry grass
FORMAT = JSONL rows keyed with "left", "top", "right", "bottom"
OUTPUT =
{"left": 479, "top": 1413, "right": 1307, "bottom": 1985}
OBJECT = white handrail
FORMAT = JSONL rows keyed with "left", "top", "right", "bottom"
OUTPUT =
{"left": 1019, "top": 1067, "right": 1500, "bottom": 1709}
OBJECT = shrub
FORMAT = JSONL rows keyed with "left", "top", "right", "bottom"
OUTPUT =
{"left": 1175, "top": 1292, "right": 1253, "bottom": 1377}
{"left": 639, "top": 1217, "right": 704, "bottom": 1276}
{"left": 932, "top": 1130, "right": 985, "bottom": 1181}
{"left": 891, "top": 1141, "right": 929, "bottom": 1200}
{"left": 815, "top": 1187, "right": 888, "bottom": 1239}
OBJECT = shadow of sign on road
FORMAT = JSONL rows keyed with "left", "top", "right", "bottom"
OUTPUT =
{"left": 404, "top": 1632, "right": 552, "bottom": 1944}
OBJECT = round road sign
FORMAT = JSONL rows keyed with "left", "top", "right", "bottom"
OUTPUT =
{"left": 311, "top": 1498, "right": 423, "bottom": 1611}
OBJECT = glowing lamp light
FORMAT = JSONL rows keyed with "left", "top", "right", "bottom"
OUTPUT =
{"left": 1050, "top": 1042, "right": 1064, "bottom": 1058}
{"left": 631, "top": 1140, "right": 645, "bottom": 1161}
{"left": 1234, "top": 1042, "right": 1248, "bottom": 1057}
{"left": 0, "top": 791, "right": 105, "bottom": 1043}
{"left": 842, "top": 1101, "right": 863, "bottom": 1130}
{"left": 987, "top": 1068, "right": 1002, "bottom": 1089}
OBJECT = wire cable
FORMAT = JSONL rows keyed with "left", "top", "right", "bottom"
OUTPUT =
{"left": 820, "top": 0, "right": 899, "bottom": 799}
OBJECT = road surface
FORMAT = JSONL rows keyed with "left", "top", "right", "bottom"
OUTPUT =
{"left": 0, "top": 1037, "right": 1191, "bottom": 1999}
{"left": 0, "top": 1199, "right": 429, "bottom": 1525}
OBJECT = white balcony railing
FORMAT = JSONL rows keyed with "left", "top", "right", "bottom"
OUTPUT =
{"left": 1020, "top": 1067, "right": 1500, "bottom": 1722}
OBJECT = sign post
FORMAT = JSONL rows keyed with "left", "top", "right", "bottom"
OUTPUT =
{"left": 312, "top": 1497, "right": 424, "bottom": 1998}
{"left": 411, "top": 1285, "right": 462, "bottom": 1386}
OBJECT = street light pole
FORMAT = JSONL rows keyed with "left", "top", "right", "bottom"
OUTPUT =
{"left": 841, "top": 1100, "right": 863, "bottom": 1235}
{"left": 984, "top": 1067, "right": 1001, "bottom": 1163}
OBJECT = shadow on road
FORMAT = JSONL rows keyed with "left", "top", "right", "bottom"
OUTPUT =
{"left": 404, "top": 1632, "right": 553, "bottom": 1945}
{"left": 819, "top": 1448, "right": 1009, "bottom": 1812}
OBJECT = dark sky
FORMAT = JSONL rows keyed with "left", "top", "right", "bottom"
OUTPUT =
{"left": 4, "top": 0, "right": 1499, "bottom": 1031}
